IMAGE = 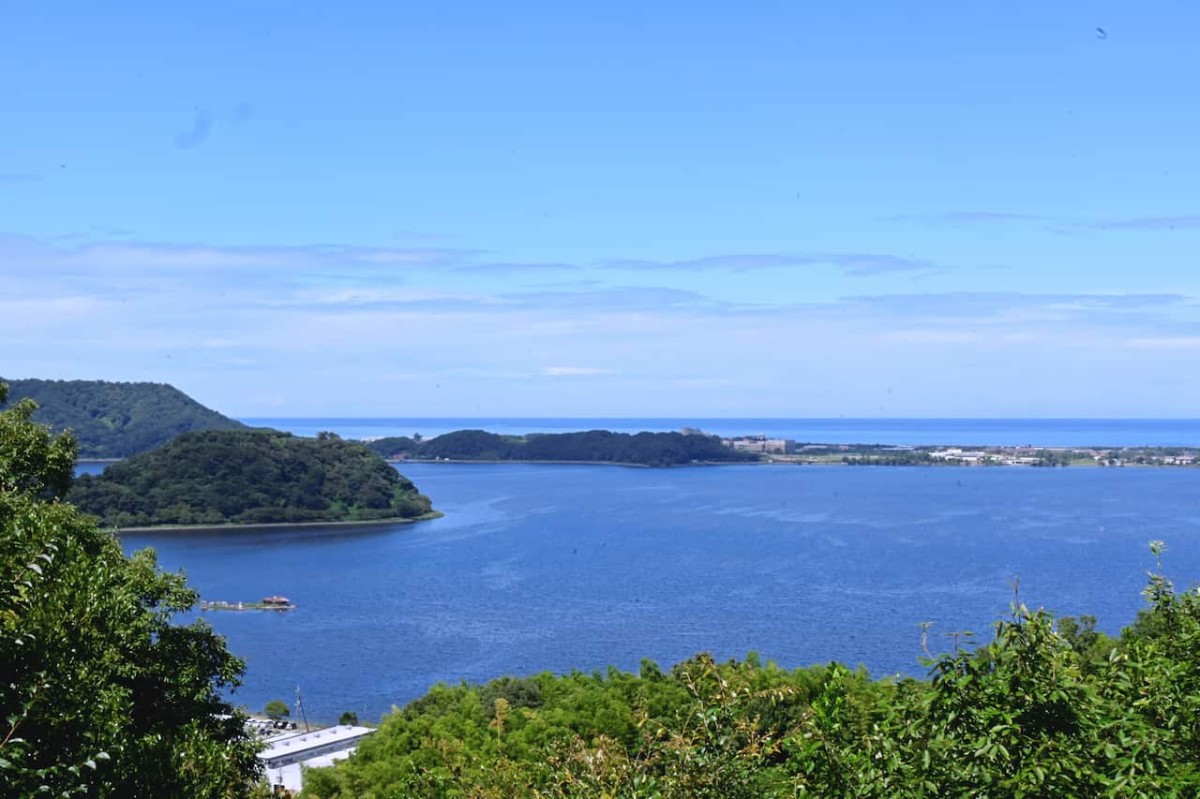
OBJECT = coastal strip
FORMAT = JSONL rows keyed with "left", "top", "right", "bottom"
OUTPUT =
{"left": 112, "top": 511, "right": 443, "bottom": 534}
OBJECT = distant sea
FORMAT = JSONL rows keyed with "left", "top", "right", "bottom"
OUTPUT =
{"left": 241, "top": 417, "right": 1200, "bottom": 448}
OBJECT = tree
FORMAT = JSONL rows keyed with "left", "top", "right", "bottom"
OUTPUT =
{"left": 70, "top": 429, "right": 434, "bottom": 528}
{"left": 338, "top": 711, "right": 359, "bottom": 726}
{"left": 265, "top": 700, "right": 291, "bottom": 720}
{"left": 0, "top": 382, "right": 264, "bottom": 797}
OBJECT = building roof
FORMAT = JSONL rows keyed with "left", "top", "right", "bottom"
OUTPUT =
{"left": 258, "top": 724, "right": 375, "bottom": 762}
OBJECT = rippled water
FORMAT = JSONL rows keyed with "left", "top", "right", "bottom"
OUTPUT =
{"left": 112, "top": 463, "right": 1200, "bottom": 723}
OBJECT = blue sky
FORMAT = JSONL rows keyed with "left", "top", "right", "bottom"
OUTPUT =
{"left": 3, "top": 1, "right": 1200, "bottom": 417}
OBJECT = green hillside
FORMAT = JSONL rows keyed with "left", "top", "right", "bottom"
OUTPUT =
{"left": 70, "top": 429, "right": 435, "bottom": 528}
{"left": 1, "top": 378, "right": 246, "bottom": 459}
{"left": 366, "top": 429, "right": 758, "bottom": 466}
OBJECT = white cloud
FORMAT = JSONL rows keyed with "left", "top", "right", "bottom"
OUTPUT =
{"left": 6, "top": 232, "right": 1200, "bottom": 416}
{"left": 541, "top": 366, "right": 613, "bottom": 377}
{"left": 1125, "top": 336, "right": 1200, "bottom": 350}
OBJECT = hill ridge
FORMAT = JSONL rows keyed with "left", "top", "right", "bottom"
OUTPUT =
{"left": 1, "top": 377, "right": 245, "bottom": 458}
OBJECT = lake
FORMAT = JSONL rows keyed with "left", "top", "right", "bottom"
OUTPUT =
{"left": 114, "top": 461, "right": 1200, "bottom": 724}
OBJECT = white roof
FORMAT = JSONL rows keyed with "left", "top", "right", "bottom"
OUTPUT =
{"left": 258, "top": 725, "right": 375, "bottom": 761}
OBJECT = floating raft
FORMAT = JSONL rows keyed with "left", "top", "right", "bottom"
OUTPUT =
{"left": 200, "top": 595, "right": 295, "bottom": 611}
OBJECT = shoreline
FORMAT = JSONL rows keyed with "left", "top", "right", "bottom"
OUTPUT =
{"left": 113, "top": 511, "right": 443, "bottom": 535}
{"left": 390, "top": 457, "right": 1198, "bottom": 470}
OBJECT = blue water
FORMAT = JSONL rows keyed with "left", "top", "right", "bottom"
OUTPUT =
{"left": 111, "top": 462, "right": 1200, "bottom": 725}
{"left": 241, "top": 417, "right": 1200, "bottom": 448}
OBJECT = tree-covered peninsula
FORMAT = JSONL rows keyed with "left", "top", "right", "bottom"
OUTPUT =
{"left": 1, "top": 378, "right": 246, "bottom": 459}
{"left": 70, "top": 429, "right": 435, "bottom": 528}
{"left": 366, "top": 429, "right": 758, "bottom": 466}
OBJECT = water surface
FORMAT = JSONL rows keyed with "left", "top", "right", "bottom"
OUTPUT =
{"left": 117, "top": 463, "right": 1200, "bottom": 723}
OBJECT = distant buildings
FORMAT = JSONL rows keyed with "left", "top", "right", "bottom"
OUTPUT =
{"left": 929, "top": 448, "right": 992, "bottom": 464}
{"left": 723, "top": 435, "right": 796, "bottom": 454}
{"left": 929, "top": 448, "right": 1043, "bottom": 465}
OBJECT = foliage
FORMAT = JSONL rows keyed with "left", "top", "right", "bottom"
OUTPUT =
{"left": 1, "top": 378, "right": 246, "bottom": 459}
{"left": 298, "top": 655, "right": 870, "bottom": 798}
{"left": 69, "top": 429, "right": 435, "bottom": 528}
{"left": 0, "top": 381, "right": 263, "bottom": 797}
{"left": 843, "top": 451, "right": 938, "bottom": 466}
{"left": 338, "top": 711, "right": 359, "bottom": 726}
{"left": 366, "top": 429, "right": 758, "bottom": 466}
{"left": 265, "top": 700, "right": 291, "bottom": 720}
{"left": 302, "top": 545, "right": 1200, "bottom": 798}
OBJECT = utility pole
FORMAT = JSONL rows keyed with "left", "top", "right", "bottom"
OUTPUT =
{"left": 295, "top": 685, "right": 310, "bottom": 732}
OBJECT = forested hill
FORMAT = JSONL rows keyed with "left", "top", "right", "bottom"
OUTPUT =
{"left": 1, "top": 378, "right": 246, "bottom": 459}
{"left": 365, "top": 429, "right": 757, "bottom": 466}
{"left": 70, "top": 430, "right": 435, "bottom": 528}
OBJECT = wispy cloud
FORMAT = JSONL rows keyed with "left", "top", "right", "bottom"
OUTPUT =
{"left": 819, "top": 253, "right": 939, "bottom": 276}
{"left": 606, "top": 252, "right": 938, "bottom": 276}
{"left": 7, "top": 230, "right": 1200, "bottom": 418}
{"left": 455, "top": 261, "right": 582, "bottom": 275}
{"left": 274, "top": 288, "right": 502, "bottom": 309}
{"left": 887, "top": 211, "right": 1046, "bottom": 226}
{"left": 839, "top": 291, "right": 1191, "bottom": 320}
{"left": 505, "top": 286, "right": 717, "bottom": 311}
{"left": 1125, "top": 336, "right": 1200, "bottom": 350}
{"left": 889, "top": 210, "right": 1200, "bottom": 233}
{"left": 1, "top": 235, "right": 481, "bottom": 272}
{"left": 607, "top": 254, "right": 803, "bottom": 271}
{"left": 0, "top": 172, "right": 43, "bottom": 185}
{"left": 175, "top": 109, "right": 214, "bottom": 149}
{"left": 541, "top": 366, "right": 613, "bottom": 376}
{"left": 231, "top": 103, "right": 254, "bottom": 124}
{"left": 1090, "top": 215, "right": 1200, "bottom": 231}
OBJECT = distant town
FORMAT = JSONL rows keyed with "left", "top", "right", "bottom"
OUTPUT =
{"left": 716, "top": 434, "right": 1200, "bottom": 468}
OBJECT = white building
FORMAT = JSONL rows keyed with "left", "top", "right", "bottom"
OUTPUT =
{"left": 726, "top": 436, "right": 796, "bottom": 454}
{"left": 259, "top": 724, "right": 375, "bottom": 793}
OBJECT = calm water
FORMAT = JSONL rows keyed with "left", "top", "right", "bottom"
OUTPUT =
{"left": 242, "top": 417, "right": 1200, "bottom": 448}
{"left": 109, "top": 462, "right": 1200, "bottom": 724}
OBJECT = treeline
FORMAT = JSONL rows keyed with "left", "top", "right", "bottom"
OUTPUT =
{"left": 1, "top": 378, "right": 245, "bottom": 459}
{"left": 843, "top": 450, "right": 939, "bottom": 466}
{"left": 0, "top": 382, "right": 265, "bottom": 797}
{"left": 70, "top": 430, "right": 434, "bottom": 527}
{"left": 365, "top": 429, "right": 758, "bottom": 467}
{"left": 303, "top": 552, "right": 1200, "bottom": 797}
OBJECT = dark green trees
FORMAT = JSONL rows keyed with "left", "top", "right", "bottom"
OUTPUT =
{"left": 0, "top": 383, "right": 263, "bottom": 798}
{"left": 365, "top": 429, "right": 757, "bottom": 466}
{"left": 70, "top": 429, "right": 435, "bottom": 528}
{"left": 2, "top": 378, "right": 246, "bottom": 459}
{"left": 264, "top": 700, "right": 291, "bottom": 721}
